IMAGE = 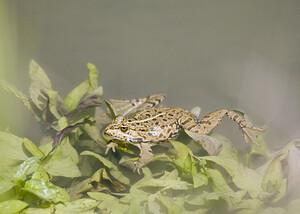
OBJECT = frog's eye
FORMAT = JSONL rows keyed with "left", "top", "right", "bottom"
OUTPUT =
{"left": 120, "top": 125, "right": 128, "bottom": 132}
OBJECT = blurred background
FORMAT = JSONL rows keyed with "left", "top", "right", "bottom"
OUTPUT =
{"left": 0, "top": 0, "right": 299, "bottom": 148}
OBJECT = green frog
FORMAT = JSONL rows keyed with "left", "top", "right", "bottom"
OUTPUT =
{"left": 104, "top": 94, "right": 263, "bottom": 173}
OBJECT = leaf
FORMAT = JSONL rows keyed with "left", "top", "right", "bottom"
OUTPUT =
{"left": 55, "top": 198, "right": 99, "bottom": 213}
{"left": 169, "top": 140, "right": 197, "bottom": 174}
{"left": 28, "top": 60, "right": 53, "bottom": 110}
{"left": 87, "top": 63, "right": 99, "bottom": 89}
{"left": 262, "top": 155, "right": 284, "bottom": 193}
{"left": 0, "top": 199, "right": 28, "bottom": 214}
{"left": 23, "top": 178, "right": 70, "bottom": 203}
{"left": 81, "top": 150, "right": 130, "bottom": 185}
{"left": 185, "top": 130, "right": 222, "bottom": 156}
{"left": 134, "top": 170, "right": 189, "bottom": 191}
{"left": 250, "top": 135, "right": 267, "bottom": 156}
{"left": 286, "top": 145, "right": 300, "bottom": 195}
{"left": 202, "top": 156, "right": 263, "bottom": 198}
{"left": 0, "top": 132, "right": 28, "bottom": 179}
{"left": 68, "top": 168, "right": 125, "bottom": 200}
{"left": 210, "top": 133, "right": 237, "bottom": 160}
{"left": 64, "top": 63, "right": 99, "bottom": 112}
{"left": 88, "top": 192, "right": 129, "bottom": 213}
{"left": 158, "top": 194, "right": 182, "bottom": 214}
{"left": 44, "top": 157, "right": 81, "bottom": 178}
{"left": 0, "top": 79, "right": 39, "bottom": 121}
{"left": 23, "top": 138, "right": 45, "bottom": 158}
{"left": 0, "top": 179, "right": 15, "bottom": 202}
{"left": 42, "top": 89, "right": 62, "bottom": 120}
{"left": 13, "top": 156, "right": 42, "bottom": 183}
{"left": 0, "top": 132, "right": 27, "bottom": 162}
{"left": 105, "top": 99, "right": 118, "bottom": 118}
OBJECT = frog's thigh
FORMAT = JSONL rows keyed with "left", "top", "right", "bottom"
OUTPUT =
{"left": 197, "top": 109, "right": 229, "bottom": 134}
{"left": 134, "top": 143, "right": 153, "bottom": 174}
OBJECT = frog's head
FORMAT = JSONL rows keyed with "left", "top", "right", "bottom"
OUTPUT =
{"left": 104, "top": 116, "right": 143, "bottom": 143}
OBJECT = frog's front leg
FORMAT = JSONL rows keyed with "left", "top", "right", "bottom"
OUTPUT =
{"left": 134, "top": 143, "right": 153, "bottom": 174}
{"left": 186, "top": 109, "right": 264, "bottom": 145}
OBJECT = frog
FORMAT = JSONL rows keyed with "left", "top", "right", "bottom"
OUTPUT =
{"left": 104, "top": 94, "right": 264, "bottom": 173}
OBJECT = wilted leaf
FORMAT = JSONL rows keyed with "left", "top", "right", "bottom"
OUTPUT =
{"left": 81, "top": 150, "right": 130, "bottom": 185}
{"left": 185, "top": 130, "right": 222, "bottom": 156}
{"left": 68, "top": 168, "right": 125, "bottom": 200}
{"left": 286, "top": 145, "right": 300, "bottom": 195}
{"left": 0, "top": 199, "right": 28, "bottom": 214}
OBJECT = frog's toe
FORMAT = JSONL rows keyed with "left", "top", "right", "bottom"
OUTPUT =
{"left": 105, "top": 142, "right": 119, "bottom": 154}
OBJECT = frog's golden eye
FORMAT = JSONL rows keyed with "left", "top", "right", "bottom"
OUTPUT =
{"left": 120, "top": 125, "right": 128, "bottom": 132}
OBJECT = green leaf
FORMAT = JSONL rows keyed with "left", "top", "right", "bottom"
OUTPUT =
{"left": 134, "top": 170, "right": 189, "bottom": 191}
{"left": 23, "top": 138, "right": 45, "bottom": 158}
{"left": 0, "top": 199, "right": 28, "bottom": 214}
{"left": 0, "top": 132, "right": 27, "bottom": 162}
{"left": 0, "top": 179, "right": 15, "bottom": 196}
{"left": 44, "top": 157, "right": 81, "bottom": 178}
{"left": 158, "top": 194, "right": 182, "bottom": 214}
{"left": 43, "top": 89, "right": 62, "bottom": 120}
{"left": 80, "top": 150, "right": 130, "bottom": 185}
{"left": 250, "top": 135, "right": 267, "bottom": 156}
{"left": 64, "top": 63, "right": 99, "bottom": 112}
{"left": 28, "top": 60, "right": 53, "bottom": 110}
{"left": 262, "top": 155, "right": 283, "bottom": 193}
{"left": 0, "top": 79, "right": 39, "bottom": 121}
{"left": 87, "top": 63, "right": 98, "bottom": 89}
{"left": 202, "top": 156, "right": 263, "bottom": 198}
{"left": 88, "top": 192, "right": 129, "bottom": 214}
{"left": 43, "top": 137, "right": 80, "bottom": 178}
{"left": 64, "top": 80, "right": 90, "bottom": 111}
{"left": 205, "top": 168, "right": 233, "bottom": 193}
{"left": 0, "top": 132, "right": 28, "bottom": 178}
{"left": 23, "top": 178, "right": 70, "bottom": 203}
{"left": 13, "top": 156, "right": 41, "bottom": 183}
{"left": 105, "top": 99, "right": 118, "bottom": 118}
{"left": 55, "top": 198, "right": 99, "bottom": 213}
{"left": 169, "top": 140, "right": 198, "bottom": 175}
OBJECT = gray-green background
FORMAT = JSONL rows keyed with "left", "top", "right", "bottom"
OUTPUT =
{"left": 1, "top": 0, "right": 300, "bottom": 148}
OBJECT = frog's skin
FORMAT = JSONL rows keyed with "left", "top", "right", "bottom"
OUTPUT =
{"left": 104, "top": 94, "right": 264, "bottom": 173}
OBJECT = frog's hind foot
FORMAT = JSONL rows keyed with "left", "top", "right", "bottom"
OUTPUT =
{"left": 194, "top": 109, "right": 264, "bottom": 145}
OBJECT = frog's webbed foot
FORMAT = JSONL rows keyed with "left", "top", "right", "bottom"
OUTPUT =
{"left": 105, "top": 141, "right": 119, "bottom": 154}
{"left": 133, "top": 143, "right": 153, "bottom": 174}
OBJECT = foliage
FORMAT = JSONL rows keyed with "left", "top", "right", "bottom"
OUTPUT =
{"left": 0, "top": 60, "right": 300, "bottom": 213}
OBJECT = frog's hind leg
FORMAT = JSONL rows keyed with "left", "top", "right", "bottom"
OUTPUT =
{"left": 134, "top": 143, "right": 153, "bottom": 174}
{"left": 188, "top": 109, "right": 264, "bottom": 145}
{"left": 109, "top": 93, "right": 166, "bottom": 116}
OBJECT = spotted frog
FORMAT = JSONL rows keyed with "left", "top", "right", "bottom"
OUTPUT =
{"left": 104, "top": 94, "right": 263, "bottom": 173}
